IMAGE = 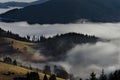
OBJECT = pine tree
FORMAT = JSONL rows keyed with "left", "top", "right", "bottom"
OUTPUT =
{"left": 90, "top": 72, "right": 97, "bottom": 80}
{"left": 43, "top": 65, "right": 51, "bottom": 75}
{"left": 13, "top": 59, "right": 17, "bottom": 65}
{"left": 43, "top": 74, "right": 48, "bottom": 80}
{"left": 26, "top": 72, "right": 40, "bottom": 80}
{"left": 49, "top": 74, "right": 56, "bottom": 80}
{"left": 99, "top": 69, "right": 107, "bottom": 80}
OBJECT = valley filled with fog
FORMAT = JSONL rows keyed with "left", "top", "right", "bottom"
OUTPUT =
{"left": 1, "top": 0, "right": 120, "bottom": 80}
{"left": 1, "top": 21, "right": 120, "bottom": 79}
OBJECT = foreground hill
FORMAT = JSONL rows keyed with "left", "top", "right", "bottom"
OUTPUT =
{"left": 0, "top": 62, "right": 63, "bottom": 80}
{"left": 1, "top": 0, "right": 120, "bottom": 24}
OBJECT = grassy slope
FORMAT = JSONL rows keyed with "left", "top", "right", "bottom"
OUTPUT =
{"left": 3, "top": 37, "right": 36, "bottom": 53}
{"left": 0, "top": 38, "right": 63, "bottom": 80}
{"left": 0, "top": 62, "right": 63, "bottom": 80}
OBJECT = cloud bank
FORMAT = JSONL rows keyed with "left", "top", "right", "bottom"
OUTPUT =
{"left": 64, "top": 40, "right": 120, "bottom": 79}
{"left": 1, "top": 22, "right": 120, "bottom": 39}
{"left": 1, "top": 22, "right": 120, "bottom": 79}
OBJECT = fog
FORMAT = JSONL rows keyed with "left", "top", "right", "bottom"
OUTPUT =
{"left": 1, "top": 22, "right": 120, "bottom": 79}
{"left": 60, "top": 41, "right": 120, "bottom": 79}
{"left": 1, "top": 22, "right": 120, "bottom": 39}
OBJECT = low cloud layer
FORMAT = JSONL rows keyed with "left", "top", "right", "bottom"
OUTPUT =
{"left": 1, "top": 22, "right": 120, "bottom": 39}
{"left": 63, "top": 40, "right": 120, "bottom": 79}
{"left": 50, "top": 40, "right": 120, "bottom": 79}
{"left": 1, "top": 22, "right": 120, "bottom": 79}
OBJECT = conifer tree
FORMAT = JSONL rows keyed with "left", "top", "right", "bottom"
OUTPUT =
{"left": 90, "top": 72, "right": 97, "bottom": 80}
{"left": 43, "top": 74, "right": 48, "bottom": 80}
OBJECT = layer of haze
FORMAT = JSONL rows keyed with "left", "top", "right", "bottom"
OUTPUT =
{"left": 0, "top": 22, "right": 120, "bottom": 79}
{"left": 0, "top": 22, "right": 120, "bottom": 39}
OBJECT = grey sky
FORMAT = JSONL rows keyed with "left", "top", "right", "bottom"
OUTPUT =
{"left": 0, "top": 0, "right": 37, "bottom": 3}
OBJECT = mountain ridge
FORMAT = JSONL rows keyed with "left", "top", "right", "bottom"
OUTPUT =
{"left": 1, "top": 0, "right": 120, "bottom": 24}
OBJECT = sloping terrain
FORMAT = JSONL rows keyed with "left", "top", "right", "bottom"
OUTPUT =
{"left": 1, "top": 0, "right": 120, "bottom": 24}
{"left": 4, "top": 38, "right": 35, "bottom": 53}
{"left": 0, "top": 37, "right": 36, "bottom": 55}
{"left": 0, "top": 62, "right": 63, "bottom": 80}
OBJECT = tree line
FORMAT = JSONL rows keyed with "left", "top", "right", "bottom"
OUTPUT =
{"left": 3, "top": 56, "right": 17, "bottom": 65}
{"left": 14, "top": 72, "right": 57, "bottom": 80}
{"left": 79, "top": 69, "right": 120, "bottom": 80}
{"left": 2, "top": 57, "right": 120, "bottom": 80}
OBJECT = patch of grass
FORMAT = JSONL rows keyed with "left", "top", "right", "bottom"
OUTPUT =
{"left": 3, "top": 38, "right": 36, "bottom": 53}
{"left": 0, "top": 62, "right": 64, "bottom": 80}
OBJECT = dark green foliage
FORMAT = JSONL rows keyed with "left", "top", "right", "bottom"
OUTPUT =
{"left": 43, "top": 74, "right": 48, "bottom": 80}
{"left": 3, "top": 57, "right": 18, "bottom": 66}
{"left": 49, "top": 74, "right": 56, "bottom": 80}
{"left": 2, "top": 0, "right": 120, "bottom": 24}
{"left": 26, "top": 35, "right": 30, "bottom": 41}
{"left": 40, "top": 32, "right": 99, "bottom": 61}
{"left": 43, "top": 65, "right": 51, "bottom": 75}
{"left": 26, "top": 72, "right": 40, "bottom": 80}
{"left": 99, "top": 69, "right": 107, "bottom": 80}
{"left": 54, "top": 65, "right": 69, "bottom": 79}
{"left": 13, "top": 59, "right": 17, "bottom": 65}
{"left": 90, "top": 72, "right": 97, "bottom": 80}
{"left": 40, "top": 35, "right": 46, "bottom": 42}
{"left": 108, "top": 70, "right": 120, "bottom": 80}
{"left": 13, "top": 77, "right": 27, "bottom": 80}
{"left": 3, "top": 56, "right": 12, "bottom": 64}
{"left": 0, "top": 28, "right": 31, "bottom": 42}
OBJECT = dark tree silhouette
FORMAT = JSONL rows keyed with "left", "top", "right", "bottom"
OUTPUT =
{"left": 99, "top": 69, "right": 107, "bottom": 80}
{"left": 40, "top": 32, "right": 100, "bottom": 61}
{"left": 27, "top": 35, "right": 30, "bottom": 41}
{"left": 26, "top": 72, "right": 40, "bottom": 80}
{"left": 43, "top": 74, "right": 48, "bottom": 80}
{"left": 90, "top": 72, "right": 97, "bottom": 80}
{"left": 43, "top": 65, "right": 51, "bottom": 75}
{"left": 49, "top": 74, "right": 56, "bottom": 80}
{"left": 13, "top": 59, "right": 17, "bottom": 65}
{"left": 80, "top": 78, "right": 82, "bottom": 80}
{"left": 3, "top": 56, "right": 12, "bottom": 64}
{"left": 40, "top": 35, "right": 46, "bottom": 42}
{"left": 54, "top": 65, "right": 69, "bottom": 79}
{"left": 0, "top": 27, "right": 31, "bottom": 42}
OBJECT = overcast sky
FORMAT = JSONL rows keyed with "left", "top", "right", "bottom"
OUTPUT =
{"left": 0, "top": 0, "right": 37, "bottom": 3}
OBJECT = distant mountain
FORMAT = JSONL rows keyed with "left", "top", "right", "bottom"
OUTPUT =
{"left": 1, "top": 0, "right": 120, "bottom": 24}
{"left": 0, "top": 2, "right": 28, "bottom": 8}
{"left": 0, "top": 0, "right": 48, "bottom": 8}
